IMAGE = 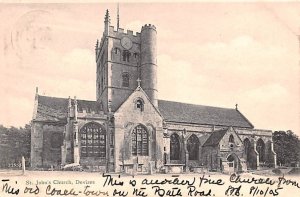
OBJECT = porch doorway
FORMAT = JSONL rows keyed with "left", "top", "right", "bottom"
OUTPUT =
{"left": 227, "top": 154, "right": 240, "bottom": 173}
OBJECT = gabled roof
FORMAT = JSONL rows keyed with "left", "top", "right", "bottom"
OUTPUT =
{"left": 34, "top": 95, "right": 101, "bottom": 122}
{"left": 157, "top": 100, "right": 253, "bottom": 128}
{"left": 202, "top": 128, "right": 228, "bottom": 147}
{"left": 114, "top": 86, "right": 163, "bottom": 118}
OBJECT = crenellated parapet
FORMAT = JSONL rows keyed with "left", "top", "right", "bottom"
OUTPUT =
{"left": 109, "top": 25, "right": 141, "bottom": 38}
{"left": 141, "top": 24, "right": 156, "bottom": 32}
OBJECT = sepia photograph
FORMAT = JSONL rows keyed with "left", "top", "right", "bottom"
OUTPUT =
{"left": 0, "top": 1, "right": 299, "bottom": 196}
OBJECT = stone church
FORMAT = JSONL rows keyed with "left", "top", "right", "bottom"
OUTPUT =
{"left": 31, "top": 10, "right": 277, "bottom": 173}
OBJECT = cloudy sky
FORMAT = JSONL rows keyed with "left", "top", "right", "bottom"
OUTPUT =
{"left": 0, "top": 2, "right": 299, "bottom": 136}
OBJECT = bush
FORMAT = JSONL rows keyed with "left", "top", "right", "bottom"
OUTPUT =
{"left": 272, "top": 168, "right": 282, "bottom": 175}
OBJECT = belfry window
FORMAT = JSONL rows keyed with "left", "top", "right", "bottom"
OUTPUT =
{"left": 122, "top": 73, "right": 130, "bottom": 87}
{"left": 80, "top": 122, "right": 106, "bottom": 158}
{"left": 114, "top": 48, "right": 120, "bottom": 54}
{"left": 132, "top": 125, "right": 148, "bottom": 156}
{"left": 122, "top": 50, "right": 131, "bottom": 62}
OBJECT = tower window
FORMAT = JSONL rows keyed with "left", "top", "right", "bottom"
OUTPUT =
{"left": 134, "top": 52, "right": 138, "bottom": 58}
{"left": 132, "top": 125, "right": 148, "bottom": 156}
{"left": 122, "top": 50, "right": 131, "bottom": 62}
{"left": 122, "top": 73, "right": 130, "bottom": 87}
{"left": 135, "top": 99, "right": 144, "bottom": 112}
{"left": 114, "top": 47, "right": 120, "bottom": 54}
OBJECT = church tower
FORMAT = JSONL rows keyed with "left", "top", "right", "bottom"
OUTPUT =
{"left": 96, "top": 9, "right": 158, "bottom": 112}
{"left": 140, "top": 24, "right": 158, "bottom": 107}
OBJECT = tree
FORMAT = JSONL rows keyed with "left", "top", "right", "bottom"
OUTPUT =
{"left": 0, "top": 124, "right": 31, "bottom": 168}
{"left": 273, "top": 130, "right": 300, "bottom": 166}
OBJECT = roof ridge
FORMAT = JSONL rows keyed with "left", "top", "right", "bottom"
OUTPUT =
{"left": 158, "top": 99, "right": 235, "bottom": 110}
{"left": 38, "top": 95, "right": 67, "bottom": 100}
{"left": 38, "top": 94, "right": 96, "bottom": 102}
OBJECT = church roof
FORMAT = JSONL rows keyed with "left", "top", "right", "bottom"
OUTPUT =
{"left": 34, "top": 95, "right": 254, "bottom": 129}
{"left": 202, "top": 128, "right": 228, "bottom": 147}
{"left": 34, "top": 95, "right": 102, "bottom": 122}
{"left": 157, "top": 100, "right": 254, "bottom": 128}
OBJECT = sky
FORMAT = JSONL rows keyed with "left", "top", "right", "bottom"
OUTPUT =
{"left": 0, "top": 2, "right": 299, "bottom": 136}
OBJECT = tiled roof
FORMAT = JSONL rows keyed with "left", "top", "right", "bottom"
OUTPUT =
{"left": 202, "top": 128, "right": 228, "bottom": 147}
{"left": 158, "top": 100, "right": 253, "bottom": 128}
{"left": 35, "top": 96, "right": 254, "bottom": 129}
{"left": 34, "top": 95, "right": 101, "bottom": 122}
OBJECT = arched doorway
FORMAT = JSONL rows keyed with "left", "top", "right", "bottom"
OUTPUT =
{"left": 227, "top": 154, "right": 240, "bottom": 172}
{"left": 187, "top": 134, "right": 200, "bottom": 160}
{"left": 80, "top": 122, "right": 106, "bottom": 159}
{"left": 257, "top": 138, "right": 266, "bottom": 164}
{"left": 170, "top": 133, "right": 180, "bottom": 160}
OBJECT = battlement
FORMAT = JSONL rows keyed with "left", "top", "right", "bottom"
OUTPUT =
{"left": 141, "top": 24, "right": 156, "bottom": 31}
{"left": 109, "top": 25, "right": 141, "bottom": 37}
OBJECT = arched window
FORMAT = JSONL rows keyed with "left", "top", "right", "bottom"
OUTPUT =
{"left": 122, "top": 73, "right": 130, "bottom": 87}
{"left": 132, "top": 125, "right": 148, "bottom": 156}
{"left": 187, "top": 134, "right": 200, "bottom": 160}
{"left": 114, "top": 47, "right": 120, "bottom": 54}
{"left": 170, "top": 133, "right": 180, "bottom": 160}
{"left": 229, "top": 134, "right": 235, "bottom": 143}
{"left": 136, "top": 99, "right": 144, "bottom": 112}
{"left": 243, "top": 138, "right": 251, "bottom": 160}
{"left": 257, "top": 138, "right": 265, "bottom": 162}
{"left": 122, "top": 50, "right": 131, "bottom": 62}
{"left": 80, "top": 122, "right": 106, "bottom": 158}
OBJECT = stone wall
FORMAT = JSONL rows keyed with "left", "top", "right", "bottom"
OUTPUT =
{"left": 31, "top": 122, "right": 64, "bottom": 168}
{"left": 113, "top": 88, "right": 164, "bottom": 173}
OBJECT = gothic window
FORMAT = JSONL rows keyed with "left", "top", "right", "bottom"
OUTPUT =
{"left": 135, "top": 99, "right": 144, "bottom": 112}
{"left": 134, "top": 52, "right": 139, "bottom": 58}
{"left": 229, "top": 134, "right": 235, "bottom": 143}
{"left": 114, "top": 47, "right": 120, "bottom": 54}
{"left": 122, "top": 73, "right": 130, "bottom": 87}
{"left": 51, "top": 133, "right": 63, "bottom": 149}
{"left": 80, "top": 122, "right": 106, "bottom": 158}
{"left": 187, "top": 134, "right": 200, "bottom": 160}
{"left": 122, "top": 50, "right": 131, "bottom": 62}
{"left": 132, "top": 125, "right": 148, "bottom": 156}
{"left": 257, "top": 139, "right": 265, "bottom": 162}
{"left": 170, "top": 133, "right": 180, "bottom": 160}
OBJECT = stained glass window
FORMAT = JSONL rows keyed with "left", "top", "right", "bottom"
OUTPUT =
{"left": 80, "top": 123, "right": 106, "bottom": 158}
{"left": 132, "top": 125, "right": 148, "bottom": 156}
